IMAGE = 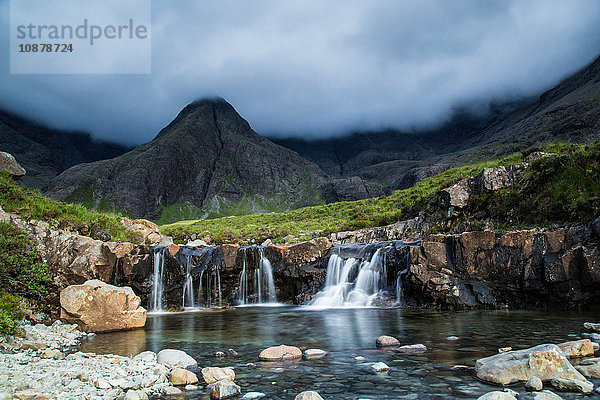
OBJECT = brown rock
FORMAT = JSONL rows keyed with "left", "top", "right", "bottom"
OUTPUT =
{"left": 557, "top": 339, "right": 594, "bottom": 358}
{"left": 60, "top": 280, "right": 146, "bottom": 333}
{"left": 375, "top": 335, "right": 400, "bottom": 348}
{"left": 258, "top": 345, "right": 302, "bottom": 361}
{"left": 170, "top": 368, "right": 199, "bottom": 386}
{"left": 201, "top": 367, "right": 235, "bottom": 384}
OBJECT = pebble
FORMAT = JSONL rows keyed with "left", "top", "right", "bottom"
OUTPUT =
{"left": 396, "top": 344, "right": 427, "bottom": 353}
{"left": 446, "top": 336, "right": 459, "bottom": 341}
{"left": 242, "top": 392, "right": 266, "bottom": 399}
{"left": 526, "top": 376, "right": 543, "bottom": 391}
{"left": 370, "top": 362, "right": 390, "bottom": 373}
{"left": 355, "top": 356, "right": 365, "bottom": 362}
{"left": 498, "top": 347, "right": 512, "bottom": 353}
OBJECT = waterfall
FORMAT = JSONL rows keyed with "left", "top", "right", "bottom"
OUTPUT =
{"left": 394, "top": 253, "right": 410, "bottom": 306}
{"left": 151, "top": 247, "right": 166, "bottom": 311}
{"left": 310, "top": 248, "right": 387, "bottom": 307}
{"left": 197, "top": 264, "right": 222, "bottom": 308}
{"left": 182, "top": 254, "right": 195, "bottom": 308}
{"left": 237, "top": 247, "right": 277, "bottom": 305}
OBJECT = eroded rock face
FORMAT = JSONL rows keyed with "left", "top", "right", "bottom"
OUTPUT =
{"left": 60, "top": 280, "right": 146, "bottom": 333}
{"left": 475, "top": 344, "right": 585, "bottom": 385}
{"left": 405, "top": 227, "right": 600, "bottom": 309}
{"left": 439, "top": 163, "right": 527, "bottom": 209}
{"left": 0, "top": 151, "right": 26, "bottom": 178}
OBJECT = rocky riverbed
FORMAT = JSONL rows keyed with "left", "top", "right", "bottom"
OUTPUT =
{"left": 3, "top": 312, "right": 600, "bottom": 400}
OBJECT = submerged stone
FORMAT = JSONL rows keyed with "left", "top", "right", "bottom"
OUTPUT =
{"left": 303, "top": 349, "right": 327, "bottom": 359}
{"left": 370, "top": 362, "right": 390, "bottom": 373}
{"left": 208, "top": 380, "right": 241, "bottom": 399}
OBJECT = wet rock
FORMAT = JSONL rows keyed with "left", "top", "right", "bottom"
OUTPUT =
{"left": 170, "top": 368, "right": 199, "bottom": 386}
{"left": 574, "top": 357, "right": 600, "bottom": 378}
{"left": 0, "top": 151, "right": 26, "bottom": 178}
{"left": 185, "top": 385, "right": 198, "bottom": 391}
{"left": 162, "top": 386, "right": 182, "bottom": 395}
{"left": 241, "top": 393, "right": 266, "bottom": 400}
{"left": 475, "top": 344, "right": 585, "bottom": 385}
{"left": 294, "top": 391, "right": 324, "bottom": 400}
{"left": 355, "top": 356, "right": 365, "bottom": 362}
{"left": 446, "top": 336, "right": 459, "bottom": 341}
{"left": 526, "top": 376, "right": 543, "bottom": 391}
{"left": 157, "top": 349, "right": 197, "bottom": 368}
{"left": 396, "top": 344, "right": 427, "bottom": 353}
{"left": 376, "top": 335, "right": 400, "bottom": 347}
{"left": 227, "top": 348, "right": 239, "bottom": 357}
{"left": 370, "top": 362, "right": 390, "bottom": 373}
{"left": 214, "top": 351, "right": 226, "bottom": 358}
{"left": 582, "top": 333, "right": 600, "bottom": 343}
{"left": 201, "top": 367, "right": 235, "bottom": 384}
{"left": 557, "top": 339, "right": 594, "bottom": 358}
{"left": 208, "top": 379, "right": 241, "bottom": 399}
{"left": 60, "top": 280, "right": 146, "bottom": 333}
{"left": 521, "top": 391, "right": 564, "bottom": 400}
{"left": 303, "top": 349, "right": 327, "bottom": 359}
{"left": 477, "top": 391, "right": 517, "bottom": 400}
{"left": 259, "top": 345, "right": 302, "bottom": 361}
{"left": 550, "top": 378, "right": 593, "bottom": 394}
{"left": 584, "top": 322, "right": 600, "bottom": 333}
{"left": 499, "top": 347, "right": 512, "bottom": 353}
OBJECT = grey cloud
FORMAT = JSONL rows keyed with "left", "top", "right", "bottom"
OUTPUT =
{"left": 0, "top": 0, "right": 599, "bottom": 144}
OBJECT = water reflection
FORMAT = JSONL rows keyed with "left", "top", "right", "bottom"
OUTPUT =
{"left": 80, "top": 308, "right": 598, "bottom": 400}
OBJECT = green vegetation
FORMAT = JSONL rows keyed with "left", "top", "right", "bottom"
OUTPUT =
{"left": 162, "top": 152, "right": 524, "bottom": 244}
{"left": 471, "top": 141, "right": 600, "bottom": 226}
{"left": 0, "top": 171, "right": 136, "bottom": 242}
{"left": 0, "top": 294, "right": 25, "bottom": 335}
{"left": 0, "top": 221, "right": 51, "bottom": 334}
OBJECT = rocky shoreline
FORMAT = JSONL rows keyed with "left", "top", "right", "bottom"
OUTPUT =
{"left": 2, "top": 318, "right": 600, "bottom": 400}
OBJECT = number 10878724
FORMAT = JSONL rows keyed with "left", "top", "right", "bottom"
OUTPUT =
{"left": 18, "top": 43, "right": 73, "bottom": 52}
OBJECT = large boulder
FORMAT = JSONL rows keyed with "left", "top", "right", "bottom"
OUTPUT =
{"left": 0, "top": 151, "right": 26, "bottom": 178}
{"left": 475, "top": 344, "right": 585, "bottom": 385}
{"left": 60, "top": 280, "right": 146, "bottom": 333}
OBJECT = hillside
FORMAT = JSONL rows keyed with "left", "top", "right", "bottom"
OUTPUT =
{"left": 161, "top": 141, "right": 600, "bottom": 245}
{"left": 274, "top": 55, "right": 600, "bottom": 194}
{"left": 44, "top": 98, "right": 330, "bottom": 223}
{"left": 0, "top": 109, "right": 130, "bottom": 189}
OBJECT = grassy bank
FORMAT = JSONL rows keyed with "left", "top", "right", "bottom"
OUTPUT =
{"left": 0, "top": 171, "right": 135, "bottom": 242}
{"left": 162, "top": 141, "right": 600, "bottom": 244}
{"left": 161, "top": 152, "right": 524, "bottom": 244}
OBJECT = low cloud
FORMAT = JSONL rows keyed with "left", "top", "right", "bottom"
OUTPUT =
{"left": 0, "top": 0, "right": 599, "bottom": 144}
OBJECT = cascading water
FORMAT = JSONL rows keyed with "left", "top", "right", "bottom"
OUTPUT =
{"left": 310, "top": 248, "right": 387, "bottom": 307}
{"left": 394, "top": 253, "right": 410, "bottom": 306}
{"left": 182, "top": 254, "right": 195, "bottom": 308}
{"left": 237, "top": 247, "right": 277, "bottom": 305}
{"left": 151, "top": 247, "right": 166, "bottom": 311}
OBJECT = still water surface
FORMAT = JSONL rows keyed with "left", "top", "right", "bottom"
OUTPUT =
{"left": 81, "top": 307, "right": 599, "bottom": 399}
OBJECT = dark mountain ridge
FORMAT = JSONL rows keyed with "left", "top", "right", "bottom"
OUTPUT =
{"left": 44, "top": 98, "right": 329, "bottom": 222}
{"left": 0, "top": 109, "right": 130, "bottom": 188}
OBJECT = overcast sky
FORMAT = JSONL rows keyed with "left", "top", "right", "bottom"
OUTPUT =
{"left": 1, "top": 0, "right": 599, "bottom": 145}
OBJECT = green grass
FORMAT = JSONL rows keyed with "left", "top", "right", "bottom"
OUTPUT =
{"left": 0, "top": 171, "right": 136, "bottom": 242}
{"left": 162, "top": 152, "right": 524, "bottom": 244}
{"left": 471, "top": 141, "right": 600, "bottom": 226}
{"left": 0, "top": 221, "right": 51, "bottom": 334}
